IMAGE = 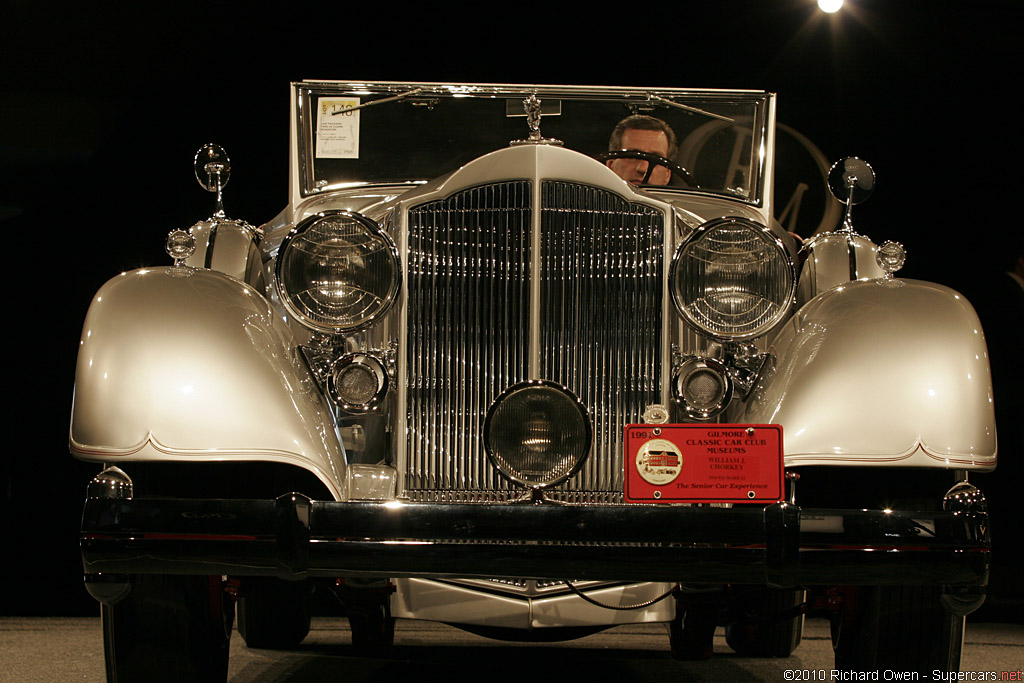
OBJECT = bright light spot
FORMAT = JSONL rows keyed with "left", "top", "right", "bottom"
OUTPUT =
{"left": 181, "top": 385, "right": 194, "bottom": 394}
{"left": 928, "top": 389, "right": 936, "bottom": 397}
{"left": 819, "top": 0, "right": 843, "bottom": 12}
{"left": 381, "top": 540, "right": 430, "bottom": 545}
{"left": 384, "top": 500, "right": 405, "bottom": 510}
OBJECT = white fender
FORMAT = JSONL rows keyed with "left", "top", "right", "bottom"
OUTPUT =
{"left": 740, "top": 278, "right": 997, "bottom": 469}
{"left": 70, "top": 266, "right": 347, "bottom": 499}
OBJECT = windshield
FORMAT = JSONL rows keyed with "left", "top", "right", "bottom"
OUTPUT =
{"left": 295, "top": 81, "right": 772, "bottom": 206}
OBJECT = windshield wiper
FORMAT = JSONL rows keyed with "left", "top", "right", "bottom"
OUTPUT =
{"left": 330, "top": 87, "right": 427, "bottom": 115}
{"left": 648, "top": 94, "right": 734, "bottom": 122}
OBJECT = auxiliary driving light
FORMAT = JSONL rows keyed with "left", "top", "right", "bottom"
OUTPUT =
{"left": 328, "top": 353, "right": 388, "bottom": 412}
{"left": 484, "top": 380, "right": 592, "bottom": 489}
{"left": 672, "top": 357, "right": 734, "bottom": 419}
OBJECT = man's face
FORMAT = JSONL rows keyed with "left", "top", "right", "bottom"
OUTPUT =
{"left": 606, "top": 128, "right": 672, "bottom": 186}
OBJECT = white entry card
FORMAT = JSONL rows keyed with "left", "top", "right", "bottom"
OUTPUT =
{"left": 316, "top": 98, "right": 360, "bottom": 158}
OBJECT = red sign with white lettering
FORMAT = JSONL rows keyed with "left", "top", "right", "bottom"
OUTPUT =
{"left": 623, "top": 424, "right": 784, "bottom": 504}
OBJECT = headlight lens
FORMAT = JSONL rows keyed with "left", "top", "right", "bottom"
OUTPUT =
{"left": 484, "top": 381, "right": 591, "bottom": 489}
{"left": 670, "top": 217, "right": 794, "bottom": 340}
{"left": 277, "top": 211, "right": 399, "bottom": 332}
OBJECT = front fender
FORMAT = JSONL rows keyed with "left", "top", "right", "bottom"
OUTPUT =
{"left": 70, "top": 267, "right": 347, "bottom": 499}
{"left": 740, "top": 279, "right": 997, "bottom": 469}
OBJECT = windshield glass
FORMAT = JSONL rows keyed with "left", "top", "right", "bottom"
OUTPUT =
{"left": 296, "top": 82, "right": 771, "bottom": 206}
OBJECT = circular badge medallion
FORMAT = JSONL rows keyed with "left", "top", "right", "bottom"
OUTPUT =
{"left": 635, "top": 439, "right": 683, "bottom": 486}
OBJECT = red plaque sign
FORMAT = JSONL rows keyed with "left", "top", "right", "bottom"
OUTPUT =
{"left": 623, "top": 424, "right": 784, "bottom": 504}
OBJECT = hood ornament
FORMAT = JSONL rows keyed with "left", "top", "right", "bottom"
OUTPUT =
{"left": 510, "top": 94, "right": 563, "bottom": 147}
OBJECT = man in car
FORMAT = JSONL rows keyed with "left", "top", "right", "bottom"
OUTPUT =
{"left": 606, "top": 115, "right": 679, "bottom": 186}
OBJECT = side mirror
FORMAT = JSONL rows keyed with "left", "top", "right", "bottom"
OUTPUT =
{"left": 193, "top": 143, "right": 231, "bottom": 218}
{"left": 827, "top": 157, "right": 875, "bottom": 234}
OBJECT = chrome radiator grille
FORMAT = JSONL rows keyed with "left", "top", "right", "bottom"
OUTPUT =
{"left": 404, "top": 180, "right": 664, "bottom": 503}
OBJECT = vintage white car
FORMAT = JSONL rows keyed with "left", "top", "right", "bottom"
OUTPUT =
{"left": 71, "top": 81, "right": 995, "bottom": 680}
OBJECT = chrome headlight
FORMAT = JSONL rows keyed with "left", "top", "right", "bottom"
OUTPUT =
{"left": 277, "top": 211, "right": 400, "bottom": 333}
{"left": 669, "top": 217, "right": 795, "bottom": 340}
{"left": 484, "top": 381, "right": 591, "bottom": 490}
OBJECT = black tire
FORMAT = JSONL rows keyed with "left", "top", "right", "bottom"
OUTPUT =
{"left": 348, "top": 601, "right": 395, "bottom": 652}
{"left": 725, "top": 588, "right": 805, "bottom": 657}
{"left": 667, "top": 593, "right": 723, "bottom": 661}
{"left": 832, "top": 585, "right": 964, "bottom": 673}
{"left": 102, "top": 574, "right": 233, "bottom": 683}
{"left": 237, "top": 578, "right": 312, "bottom": 649}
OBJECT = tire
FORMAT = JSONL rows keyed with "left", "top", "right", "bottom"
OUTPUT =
{"left": 725, "top": 588, "right": 805, "bottom": 658}
{"left": 102, "top": 574, "right": 234, "bottom": 683}
{"left": 348, "top": 601, "right": 395, "bottom": 652}
{"left": 668, "top": 593, "right": 723, "bottom": 661}
{"left": 832, "top": 585, "right": 964, "bottom": 673}
{"left": 237, "top": 578, "right": 312, "bottom": 649}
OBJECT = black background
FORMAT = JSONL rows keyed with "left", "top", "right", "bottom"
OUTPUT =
{"left": 2, "top": 0, "right": 1020, "bottom": 616}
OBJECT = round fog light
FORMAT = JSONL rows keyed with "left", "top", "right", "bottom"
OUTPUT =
{"left": 328, "top": 353, "right": 388, "bottom": 412}
{"left": 672, "top": 357, "right": 733, "bottom": 419}
{"left": 484, "top": 380, "right": 591, "bottom": 489}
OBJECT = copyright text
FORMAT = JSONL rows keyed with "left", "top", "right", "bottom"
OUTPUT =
{"left": 783, "top": 671, "right": 1024, "bottom": 681}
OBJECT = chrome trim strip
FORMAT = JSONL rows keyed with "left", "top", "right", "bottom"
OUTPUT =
{"left": 203, "top": 222, "right": 218, "bottom": 269}
{"left": 529, "top": 173, "right": 542, "bottom": 378}
{"left": 847, "top": 232, "right": 858, "bottom": 281}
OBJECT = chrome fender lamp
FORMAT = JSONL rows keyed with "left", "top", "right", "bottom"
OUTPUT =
{"left": 671, "top": 357, "right": 734, "bottom": 420}
{"left": 327, "top": 352, "right": 389, "bottom": 413}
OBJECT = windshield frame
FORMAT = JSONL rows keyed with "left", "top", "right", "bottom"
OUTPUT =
{"left": 292, "top": 80, "right": 774, "bottom": 208}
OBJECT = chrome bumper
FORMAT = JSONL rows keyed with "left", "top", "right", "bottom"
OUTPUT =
{"left": 80, "top": 494, "right": 989, "bottom": 589}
